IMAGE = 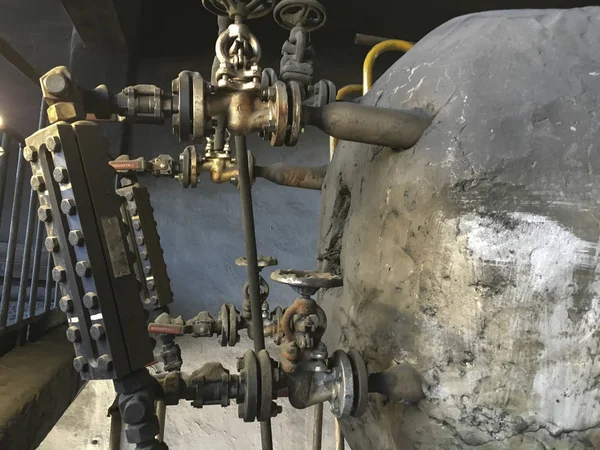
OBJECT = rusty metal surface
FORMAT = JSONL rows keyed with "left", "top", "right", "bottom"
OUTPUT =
{"left": 255, "top": 163, "right": 326, "bottom": 190}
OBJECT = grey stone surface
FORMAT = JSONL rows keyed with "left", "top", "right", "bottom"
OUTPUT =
{"left": 319, "top": 6, "right": 600, "bottom": 449}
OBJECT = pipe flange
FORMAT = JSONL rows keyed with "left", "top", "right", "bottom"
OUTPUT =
{"left": 177, "top": 71, "right": 191, "bottom": 142}
{"left": 257, "top": 349, "right": 273, "bottom": 421}
{"left": 192, "top": 72, "right": 206, "bottom": 141}
{"left": 273, "top": 0, "right": 327, "bottom": 32}
{"left": 228, "top": 304, "right": 239, "bottom": 347}
{"left": 180, "top": 146, "right": 192, "bottom": 188}
{"left": 190, "top": 146, "right": 198, "bottom": 188}
{"left": 238, "top": 350, "right": 259, "bottom": 422}
{"left": 330, "top": 350, "right": 354, "bottom": 418}
{"left": 348, "top": 350, "right": 368, "bottom": 417}
{"left": 266, "top": 81, "right": 288, "bottom": 146}
{"left": 286, "top": 80, "right": 302, "bottom": 146}
{"left": 218, "top": 303, "right": 230, "bottom": 347}
{"left": 203, "top": 0, "right": 274, "bottom": 19}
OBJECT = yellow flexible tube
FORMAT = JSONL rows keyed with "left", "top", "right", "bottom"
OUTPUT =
{"left": 363, "top": 39, "right": 414, "bottom": 94}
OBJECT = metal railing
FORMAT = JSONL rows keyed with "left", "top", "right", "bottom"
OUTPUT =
{"left": 0, "top": 102, "right": 61, "bottom": 355}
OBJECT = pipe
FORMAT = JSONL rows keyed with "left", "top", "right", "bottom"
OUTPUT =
{"left": 355, "top": 33, "right": 412, "bottom": 48}
{"left": 0, "top": 143, "right": 26, "bottom": 328}
{"left": 330, "top": 84, "right": 363, "bottom": 154}
{"left": 312, "top": 403, "right": 323, "bottom": 450}
{"left": 156, "top": 400, "right": 166, "bottom": 442}
{"left": 0, "top": 36, "right": 41, "bottom": 87}
{"left": 212, "top": 16, "right": 232, "bottom": 151}
{"left": 235, "top": 135, "right": 273, "bottom": 450}
{"left": 255, "top": 163, "right": 326, "bottom": 190}
{"left": 0, "top": 133, "right": 12, "bottom": 226}
{"left": 335, "top": 418, "right": 345, "bottom": 450}
{"left": 363, "top": 40, "right": 414, "bottom": 94}
{"left": 308, "top": 102, "right": 431, "bottom": 150}
{"left": 28, "top": 99, "right": 48, "bottom": 319}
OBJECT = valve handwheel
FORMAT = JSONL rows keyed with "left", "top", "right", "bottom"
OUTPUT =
{"left": 203, "top": 0, "right": 275, "bottom": 19}
{"left": 270, "top": 269, "right": 342, "bottom": 297}
{"left": 273, "top": 0, "right": 327, "bottom": 32}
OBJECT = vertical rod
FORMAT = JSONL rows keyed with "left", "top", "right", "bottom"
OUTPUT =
{"left": 335, "top": 418, "right": 345, "bottom": 450}
{"left": 312, "top": 403, "right": 324, "bottom": 450}
{"left": 15, "top": 188, "right": 36, "bottom": 325}
{"left": 0, "top": 133, "right": 13, "bottom": 225}
{"left": 235, "top": 135, "right": 273, "bottom": 450}
{"left": 156, "top": 400, "right": 166, "bottom": 442}
{"left": 109, "top": 407, "right": 122, "bottom": 450}
{"left": 28, "top": 99, "right": 48, "bottom": 319}
{"left": 42, "top": 253, "right": 53, "bottom": 312}
{"left": 0, "top": 143, "right": 26, "bottom": 327}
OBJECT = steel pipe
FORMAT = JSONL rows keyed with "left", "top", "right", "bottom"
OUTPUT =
{"left": 308, "top": 102, "right": 431, "bottom": 150}
{"left": 235, "top": 135, "right": 273, "bottom": 450}
{"left": 0, "top": 143, "right": 26, "bottom": 328}
{"left": 255, "top": 163, "right": 326, "bottom": 190}
{"left": 312, "top": 403, "right": 324, "bottom": 450}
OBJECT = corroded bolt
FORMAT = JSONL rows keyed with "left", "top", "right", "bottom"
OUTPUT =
{"left": 83, "top": 292, "right": 98, "bottom": 309}
{"left": 45, "top": 236, "right": 59, "bottom": 252}
{"left": 125, "top": 191, "right": 134, "bottom": 201}
{"left": 128, "top": 205, "right": 138, "bottom": 215}
{"left": 44, "top": 73, "right": 68, "bottom": 95}
{"left": 52, "top": 266, "right": 66, "bottom": 282}
{"left": 90, "top": 324, "right": 106, "bottom": 340}
{"left": 149, "top": 296, "right": 159, "bottom": 305}
{"left": 144, "top": 265, "right": 152, "bottom": 275}
{"left": 97, "top": 354, "right": 113, "bottom": 372}
{"left": 53, "top": 166, "right": 69, "bottom": 183}
{"left": 136, "top": 236, "right": 144, "bottom": 245}
{"left": 68, "top": 230, "right": 84, "bottom": 246}
{"left": 45, "top": 136, "right": 61, "bottom": 152}
{"left": 66, "top": 326, "right": 81, "bottom": 343}
{"left": 23, "top": 146, "right": 38, "bottom": 162}
{"left": 38, "top": 205, "right": 52, "bottom": 222}
{"left": 30, "top": 175, "right": 45, "bottom": 191}
{"left": 76, "top": 260, "right": 92, "bottom": 277}
{"left": 60, "top": 198, "right": 76, "bottom": 215}
{"left": 133, "top": 219, "right": 141, "bottom": 230}
{"left": 73, "top": 356, "right": 89, "bottom": 372}
{"left": 140, "top": 251, "right": 148, "bottom": 260}
{"left": 147, "top": 280, "right": 155, "bottom": 290}
{"left": 59, "top": 296, "right": 73, "bottom": 313}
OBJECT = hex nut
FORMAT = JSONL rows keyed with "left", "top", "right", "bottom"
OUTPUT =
{"left": 38, "top": 205, "right": 52, "bottom": 222}
{"left": 122, "top": 397, "right": 149, "bottom": 424}
{"left": 76, "top": 261, "right": 92, "bottom": 277}
{"left": 60, "top": 198, "right": 76, "bottom": 215}
{"left": 45, "top": 236, "right": 60, "bottom": 252}
{"left": 53, "top": 166, "right": 69, "bottom": 183}
{"left": 66, "top": 326, "right": 81, "bottom": 343}
{"left": 136, "top": 236, "right": 144, "bottom": 245}
{"left": 97, "top": 354, "right": 113, "bottom": 372}
{"left": 133, "top": 219, "right": 141, "bottom": 230}
{"left": 125, "top": 191, "right": 134, "bottom": 201}
{"left": 23, "top": 146, "right": 38, "bottom": 162}
{"left": 73, "top": 356, "right": 88, "bottom": 372}
{"left": 90, "top": 324, "right": 106, "bottom": 340}
{"left": 140, "top": 251, "right": 148, "bottom": 260}
{"left": 59, "top": 296, "right": 73, "bottom": 312}
{"left": 31, "top": 175, "right": 45, "bottom": 191}
{"left": 83, "top": 292, "right": 98, "bottom": 309}
{"left": 45, "top": 136, "right": 61, "bottom": 152}
{"left": 68, "top": 230, "right": 84, "bottom": 246}
{"left": 125, "top": 420, "right": 159, "bottom": 443}
{"left": 144, "top": 266, "right": 152, "bottom": 275}
{"left": 147, "top": 280, "right": 155, "bottom": 290}
{"left": 52, "top": 266, "right": 66, "bottom": 282}
{"left": 47, "top": 103, "right": 80, "bottom": 124}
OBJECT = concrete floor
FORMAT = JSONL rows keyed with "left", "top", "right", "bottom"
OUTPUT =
{"left": 39, "top": 335, "right": 337, "bottom": 450}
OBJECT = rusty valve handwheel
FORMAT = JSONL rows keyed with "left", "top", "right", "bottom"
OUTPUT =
{"left": 270, "top": 269, "right": 342, "bottom": 296}
{"left": 273, "top": 0, "right": 327, "bottom": 32}
{"left": 203, "top": 0, "right": 275, "bottom": 19}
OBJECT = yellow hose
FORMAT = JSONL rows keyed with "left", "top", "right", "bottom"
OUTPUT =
{"left": 363, "top": 39, "right": 414, "bottom": 94}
